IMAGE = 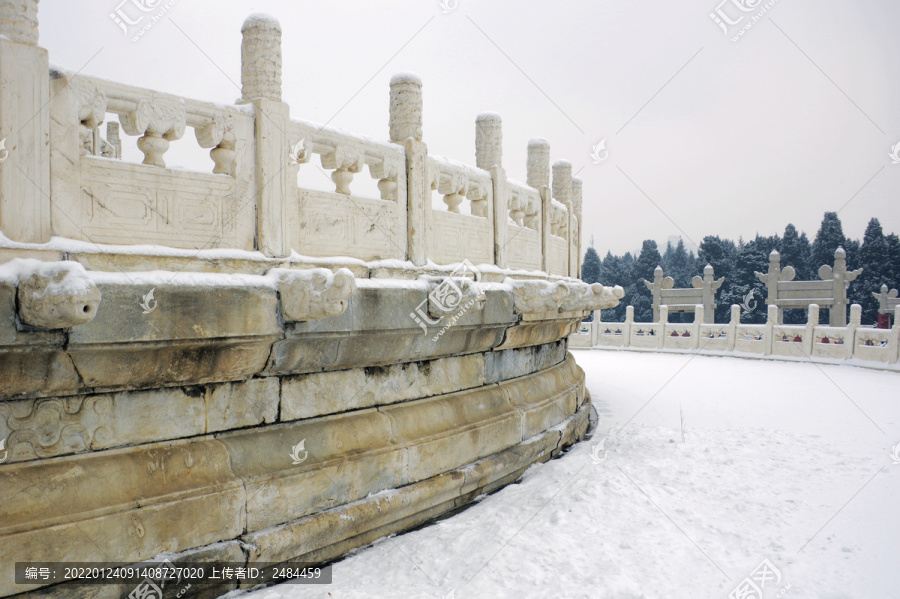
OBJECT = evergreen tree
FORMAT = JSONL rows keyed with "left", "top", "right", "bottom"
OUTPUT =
{"left": 581, "top": 247, "right": 602, "bottom": 285}
{"left": 812, "top": 212, "right": 846, "bottom": 270}
{"left": 669, "top": 239, "right": 692, "bottom": 288}
{"left": 781, "top": 224, "right": 812, "bottom": 280}
{"left": 886, "top": 234, "right": 900, "bottom": 286}
{"left": 632, "top": 240, "right": 662, "bottom": 322}
{"left": 853, "top": 218, "right": 891, "bottom": 324}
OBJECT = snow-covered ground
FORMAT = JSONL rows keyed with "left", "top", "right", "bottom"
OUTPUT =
{"left": 234, "top": 351, "right": 900, "bottom": 599}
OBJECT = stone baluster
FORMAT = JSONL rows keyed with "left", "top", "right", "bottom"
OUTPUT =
{"left": 321, "top": 145, "right": 364, "bottom": 195}
{"left": 0, "top": 0, "right": 51, "bottom": 243}
{"left": 241, "top": 13, "right": 290, "bottom": 257}
{"left": 624, "top": 304, "right": 634, "bottom": 345}
{"left": 119, "top": 96, "right": 186, "bottom": 167}
{"left": 658, "top": 305, "right": 668, "bottom": 349}
{"left": 527, "top": 138, "right": 551, "bottom": 274}
{"left": 390, "top": 73, "right": 425, "bottom": 266}
{"left": 476, "top": 112, "right": 503, "bottom": 268}
{"left": 195, "top": 113, "right": 236, "bottom": 176}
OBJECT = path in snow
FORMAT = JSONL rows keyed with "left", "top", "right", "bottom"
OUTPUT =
{"left": 233, "top": 351, "right": 900, "bottom": 599}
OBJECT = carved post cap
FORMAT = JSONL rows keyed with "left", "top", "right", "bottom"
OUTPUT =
{"left": 0, "top": 0, "right": 39, "bottom": 46}
{"left": 769, "top": 249, "right": 780, "bottom": 262}
{"left": 552, "top": 160, "right": 573, "bottom": 203}
{"left": 849, "top": 303, "right": 862, "bottom": 326}
{"left": 834, "top": 246, "right": 846, "bottom": 259}
{"left": 389, "top": 72, "right": 423, "bottom": 143}
{"left": 526, "top": 138, "right": 550, "bottom": 189}
{"left": 730, "top": 303, "right": 741, "bottom": 324}
{"left": 704, "top": 263, "right": 714, "bottom": 276}
{"left": 625, "top": 304, "right": 634, "bottom": 323}
{"left": 241, "top": 13, "right": 282, "bottom": 103}
{"left": 475, "top": 112, "right": 502, "bottom": 170}
{"left": 659, "top": 305, "right": 669, "bottom": 324}
{"left": 807, "top": 303, "right": 819, "bottom": 325}
{"left": 766, "top": 303, "right": 778, "bottom": 324}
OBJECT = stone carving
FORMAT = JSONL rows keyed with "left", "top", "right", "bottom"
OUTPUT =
{"left": 120, "top": 95, "right": 187, "bottom": 167}
{"left": 0, "top": 0, "right": 39, "bottom": 45}
{"left": 561, "top": 282, "right": 624, "bottom": 312}
{"left": 69, "top": 78, "right": 107, "bottom": 156}
{"left": 475, "top": 112, "right": 502, "bottom": 170}
{"left": 272, "top": 267, "right": 357, "bottom": 322}
{"left": 422, "top": 276, "right": 485, "bottom": 319}
{"left": 0, "top": 396, "right": 112, "bottom": 461}
{"left": 526, "top": 138, "right": 550, "bottom": 189}
{"left": 389, "top": 73, "right": 423, "bottom": 143}
{"left": 755, "top": 247, "right": 862, "bottom": 326}
{"left": 16, "top": 260, "right": 101, "bottom": 328}
{"left": 552, "top": 160, "right": 573, "bottom": 205}
{"left": 509, "top": 189, "right": 525, "bottom": 226}
{"left": 507, "top": 279, "right": 570, "bottom": 314}
{"left": 195, "top": 113, "right": 236, "bottom": 176}
{"left": 873, "top": 284, "right": 900, "bottom": 315}
{"left": 523, "top": 192, "right": 540, "bottom": 230}
{"left": 643, "top": 264, "right": 723, "bottom": 324}
{"left": 241, "top": 13, "right": 282, "bottom": 102}
{"left": 368, "top": 155, "right": 402, "bottom": 202}
{"left": 321, "top": 145, "right": 365, "bottom": 196}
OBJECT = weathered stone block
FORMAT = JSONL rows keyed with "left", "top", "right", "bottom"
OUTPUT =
{"left": 0, "top": 439, "right": 246, "bottom": 598}
{"left": 280, "top": 353, "right": 485, "bottom": 420}
{"left": 217, "top": 409, "right": 404, "bottom": 532}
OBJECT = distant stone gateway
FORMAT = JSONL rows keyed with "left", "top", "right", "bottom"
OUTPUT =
{"left": 0, "top": 4, "right": 623, "bottom": 597}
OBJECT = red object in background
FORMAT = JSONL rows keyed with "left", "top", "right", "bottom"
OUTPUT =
{"left": 877, "top": 314, "right": 891, "bottom": 329}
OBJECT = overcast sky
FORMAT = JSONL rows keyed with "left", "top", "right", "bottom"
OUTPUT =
{"left": 38, "top": 0, "right": 900, "bottom": 258}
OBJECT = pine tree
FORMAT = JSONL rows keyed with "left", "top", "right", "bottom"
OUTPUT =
{"left": 781, "top": 224, "right": 812, "bottom": 280}
{"left": 581, "top": 247, "right": 602, "bottom": 285}
{"left": 853, "top": 218, "right": 891, "bottom": 324}
{"left": 632, "top": 240, "right": 662, "bottom": 322}
{"left": 812, "top": 212, "right": 846, "bottom": 270}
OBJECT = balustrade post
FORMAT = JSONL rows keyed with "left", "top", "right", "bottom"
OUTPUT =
{"left": 390, "top": 73, "right": 426, "bottom": 266}
{"left": 624, "top": 305, "right": 633, "bottom": 347}
{"left": 571, "top": 177, "right": 583, "bottom": 279}
{"left": 0, "top": 0, "right": 51, "bottom": 243}
{"left": 552, "top": 160, "right": 573, "bottom": 277}
{"left": 476, "top": 112, "right": 504, "bottom": 269}
{"left": 658, "top": 305, "right": 668, "bottom": 349}
{"left": 891, "top": 306, "right": 900, "bottom": 364}
{"left": 241, "top": 13, "right": 291, "bottom": 258}
{"left": 728, "top": 304, "right": 740, "bottom": 351}
{"left": 692, "top": 305, "right": 703, "bottom": 350}
{"left": 805, "top": 303, "right": 819, "bottom": 357}
{"left": 765, "top": 304, "right": 777, "bottom": 356}
{"left": 527, "top": 138, "right": 551, "bottom": 275}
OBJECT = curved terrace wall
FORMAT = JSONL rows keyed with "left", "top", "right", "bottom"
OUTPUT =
{"left": 0, "top": 4, "right": 624, "bottom": 597}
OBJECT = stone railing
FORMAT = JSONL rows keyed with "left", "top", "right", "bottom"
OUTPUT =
{"left": 0, "top": 5, "right": 622, "bottom": 597}
{"left": 570, "top": 303, "right": 900, "bottom": 367}
{"left": 0, "top": 11, "right": 581, "bottom": 278}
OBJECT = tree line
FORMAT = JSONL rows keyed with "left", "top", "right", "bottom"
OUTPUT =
{"left": 581, "top": 212, "right": 900, "bottom": 325}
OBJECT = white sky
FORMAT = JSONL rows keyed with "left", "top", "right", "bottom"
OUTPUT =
{"left": 38, "top": 0, "right": 900, "bottom": 257}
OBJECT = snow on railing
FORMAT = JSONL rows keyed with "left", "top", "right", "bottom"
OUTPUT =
{"left": 569, "top": 302, "right": 900, "bottom": 366}
{"left": 2, "top": 8, "right": 583, "bottom": 276}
